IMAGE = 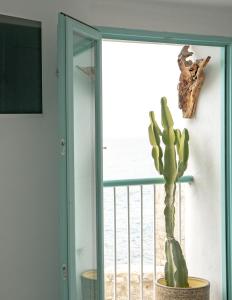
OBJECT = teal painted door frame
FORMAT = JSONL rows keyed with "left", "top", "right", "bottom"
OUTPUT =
{"left": 58, "top": 13, "right": 104, "bottom": 300}
{"left": 97, "top": 27, "right": 232, "bottom": 300}
{"left": 59, "top": 17, "right": 232, "bottom": 300}
{"left": 58, "top": 14, "right": 69, "bottom": 300}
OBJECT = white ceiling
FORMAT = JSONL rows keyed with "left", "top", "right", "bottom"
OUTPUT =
{"left": 156, "top": 0, "right": 232, "bottom": 7}
{"left": 97, "top": 0, "right": 232, "bottom": 9}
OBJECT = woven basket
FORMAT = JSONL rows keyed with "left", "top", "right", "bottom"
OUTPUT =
{"left": 155, "top": 277, "right": 210, "bottom": 300}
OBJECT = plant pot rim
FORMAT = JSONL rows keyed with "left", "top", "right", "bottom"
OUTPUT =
{"left": 156, "top": 277, "right": 210, "bottom": 290}
{"left": 81, "top": 270, "right": 97, "bottom": 280}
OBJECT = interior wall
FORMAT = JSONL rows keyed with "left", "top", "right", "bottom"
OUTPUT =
{"left": 0, "top": 0, "right": 231, "bottom": 300}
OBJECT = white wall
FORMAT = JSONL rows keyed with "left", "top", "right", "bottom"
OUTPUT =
{"left": 0, "top": 1, "right": 231, "bottom": 300}
{"left": 183, "top": 46, "right": 222, "bottom": 300}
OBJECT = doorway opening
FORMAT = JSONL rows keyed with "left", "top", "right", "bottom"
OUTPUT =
{"left": 102, "top": 40, "right": 223, "bottom": 300}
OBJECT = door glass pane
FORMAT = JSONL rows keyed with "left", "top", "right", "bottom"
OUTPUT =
{"left": 73, "top": 31, "right": 97, "bottom": 300}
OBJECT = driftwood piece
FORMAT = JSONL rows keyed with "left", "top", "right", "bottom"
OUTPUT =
{"left": 177, "top": 45, "right": 211, "bottom": 118}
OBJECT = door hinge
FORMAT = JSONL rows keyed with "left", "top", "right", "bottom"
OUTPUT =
{"left": 56, "top": 68, "right": 59, "bottom": 78}
{"left": 62, "top": 264, "right": 68, "bottom": 280}
{"left": 60, "top": 138, "right": 66, "bottom": 156}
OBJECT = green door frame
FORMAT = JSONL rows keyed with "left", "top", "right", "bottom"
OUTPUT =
{"left": 59, "top": 20, "right": 232, "bottom": 300}
{"left": 58, "top": 13, "right": 104, "bottom": 300}
{"left": 96, "top": 26, "right": 232, "bottom": 300}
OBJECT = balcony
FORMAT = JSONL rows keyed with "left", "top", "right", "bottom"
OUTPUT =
{"left": 103, "top": 176, "right": 193, "bottom": 300}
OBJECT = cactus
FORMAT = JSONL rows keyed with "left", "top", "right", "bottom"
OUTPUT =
{"left": 148, "top": 97, "right": 189, "bottom": 288}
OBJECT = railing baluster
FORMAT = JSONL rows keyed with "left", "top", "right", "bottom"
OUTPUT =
{"left": 140, "top": 185, "right": 144, "bottom": 300}
{"left": 153, "top": 184, "right": 156, "bottom": 300}
{"left": 113, "top": 187, "right": 117, "bottom": 300}
{"left": 104, "top": 179, "right": 191, "bottom": 300}
{"left": 178, "top": 183, "right": 182, "bottom": 245}
{"left": 127, "top": 186, "right": 131, "bottom": 300}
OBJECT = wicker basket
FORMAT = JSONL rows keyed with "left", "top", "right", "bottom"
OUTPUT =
{"left": 155, "top": 277, "right": 210, "bottom": 300}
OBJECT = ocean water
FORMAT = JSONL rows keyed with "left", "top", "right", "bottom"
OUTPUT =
{"left": 103, "top": 137, "right": 156, "bottom": 181}
{"left": 103, "top": 138, "right": 161, "bottom": 270}
{"left": 103, "top": 137, "right": 186, "bottom": 273}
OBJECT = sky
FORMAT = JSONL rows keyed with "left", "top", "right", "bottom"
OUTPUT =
{"left": 102, "top": 40, "right": 186, "bottom": 140}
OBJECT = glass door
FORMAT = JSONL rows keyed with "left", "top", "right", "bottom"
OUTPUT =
{"left": 58, "top": 13, "right": 103, "bottom": 300}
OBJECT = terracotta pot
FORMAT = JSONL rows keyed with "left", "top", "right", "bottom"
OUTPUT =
{"left": 155, "top": 277, "right": 210, "bottom": 300}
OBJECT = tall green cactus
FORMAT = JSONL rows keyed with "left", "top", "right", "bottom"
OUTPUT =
{"left": 149, "top": 97, "right": 189, "bottom": 288}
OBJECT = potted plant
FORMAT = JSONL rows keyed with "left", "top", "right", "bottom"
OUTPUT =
{"left": 148, "top": 97, "right": 210, "bottom": 300}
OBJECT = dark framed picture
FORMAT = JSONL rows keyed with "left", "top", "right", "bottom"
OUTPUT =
{"left": 0, "top": 15, "right": 42, "bottom": 113}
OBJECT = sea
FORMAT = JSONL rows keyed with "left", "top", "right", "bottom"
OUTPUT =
{"left": 103, "top": 137, "right": 160, "bottom": 271}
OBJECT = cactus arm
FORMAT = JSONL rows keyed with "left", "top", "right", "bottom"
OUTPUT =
{"left": 149, "top": 111, "right": 162, "bottom": 136}
{"left": 161, "top": 97, "right": 174, "bottom": 129}
{"left": 161, "top": 98, "right": 177, "bottom": 184}
{"left": 163, "top": 132, "right": 177, "bottom": 184}
{"left": 174, "top": 129, "right": 181, "bottom": 154}
{"left": 151, "top": 146, "right": 163, "bottom": 174}
{"left": 177, "top": 128, "right": 189, "bottom": 179}
{"left": 148, "top": 112, "right": 163, "bottom": 174}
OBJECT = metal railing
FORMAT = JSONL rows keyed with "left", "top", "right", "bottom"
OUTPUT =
{"left": 103, "top": 176, "right": 193, "bottom": 300}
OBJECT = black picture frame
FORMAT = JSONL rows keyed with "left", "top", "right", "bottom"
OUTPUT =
{"left": 0, "top": 14, "right": 42, "bottom": 114}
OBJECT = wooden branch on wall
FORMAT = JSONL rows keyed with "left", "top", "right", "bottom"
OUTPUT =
{"left": 177, "top": 45, "right": 211, "bottom": 118}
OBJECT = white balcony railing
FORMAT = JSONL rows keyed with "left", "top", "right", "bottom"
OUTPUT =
{"left": 103, "top": 176, "right": 193, "bottom": 300}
